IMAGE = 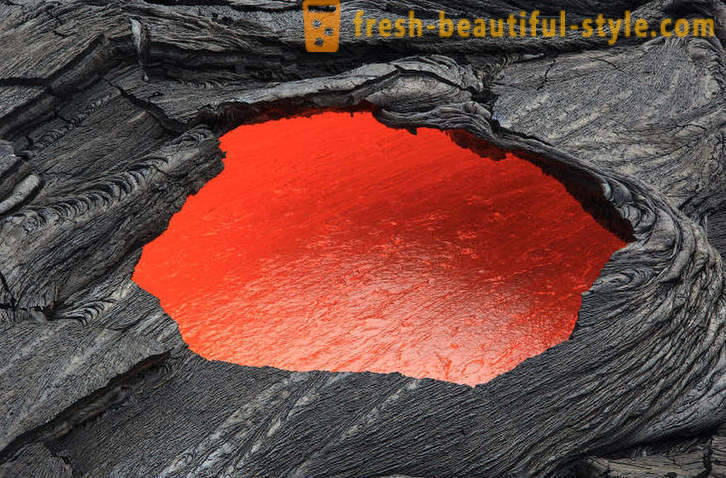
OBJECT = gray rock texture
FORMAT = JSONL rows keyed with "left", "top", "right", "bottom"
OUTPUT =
{"left": 0, "top": 0, "right": 724, "bottom": 477}
{"left": 0, "top": 444, "right": 73, "bottom": 478}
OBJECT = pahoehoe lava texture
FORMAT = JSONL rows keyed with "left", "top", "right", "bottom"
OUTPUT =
{"left": 0, "top": 0, "right": 724, "bottom": 477}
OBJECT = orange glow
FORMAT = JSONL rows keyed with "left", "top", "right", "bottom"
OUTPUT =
{"left": 133, "top": 112, "right": 625, "bottom": 385}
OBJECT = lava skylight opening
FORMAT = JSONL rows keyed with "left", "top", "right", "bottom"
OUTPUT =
{"left": 133, "top": 112, "right": 626, "bottom": 386}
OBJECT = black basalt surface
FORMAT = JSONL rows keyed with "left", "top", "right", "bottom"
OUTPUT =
{"left": 0, "top": 0, "right": 724, "bottom": 477}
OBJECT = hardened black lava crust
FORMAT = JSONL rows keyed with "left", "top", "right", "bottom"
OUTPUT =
{"left": 0, "top": 1, "right": 724, "bottom": 476}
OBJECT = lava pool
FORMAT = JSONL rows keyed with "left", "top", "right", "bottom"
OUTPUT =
{"left": 133, "top": 112, "right": 626, "bottom": 386}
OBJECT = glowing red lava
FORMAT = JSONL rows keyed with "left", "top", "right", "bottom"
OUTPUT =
{"left": 133, "top": 112, "right": 625, "bottom": 385}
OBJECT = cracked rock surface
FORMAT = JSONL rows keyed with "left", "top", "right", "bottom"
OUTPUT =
{"left": 0, "top": 0, "right": 724, "bottom": 477}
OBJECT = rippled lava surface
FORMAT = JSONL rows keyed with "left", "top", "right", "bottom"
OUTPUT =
{"left": 133, "top": 112, "right": 625, "bottom": 385}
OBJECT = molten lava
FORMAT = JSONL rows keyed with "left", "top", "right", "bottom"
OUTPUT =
{"left": 133, "top": 112, "right": 625, "bottom": 385}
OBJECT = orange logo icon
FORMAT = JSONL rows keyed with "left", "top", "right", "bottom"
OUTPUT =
{"left": 303, "top": 0, "right": 341, "bottom": 52}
